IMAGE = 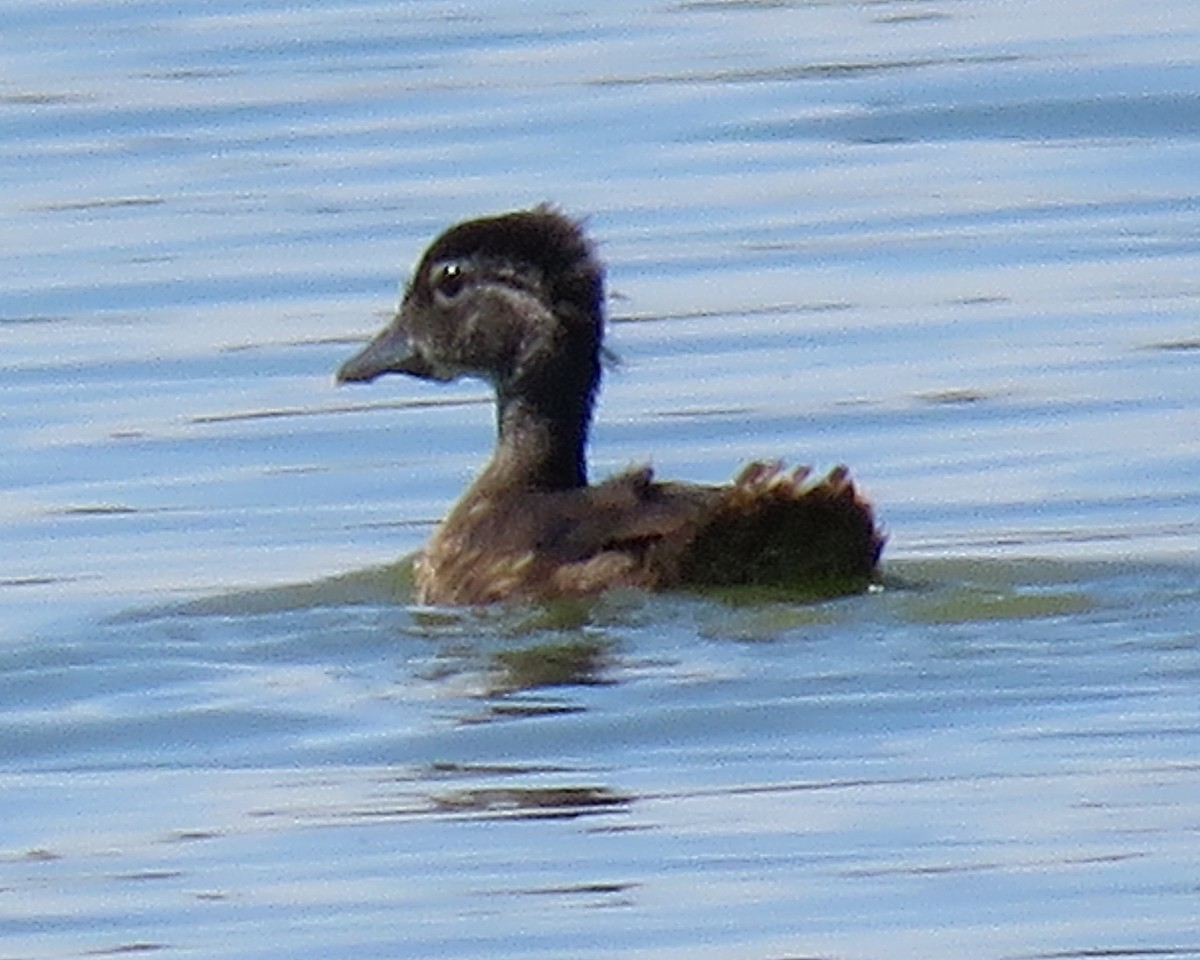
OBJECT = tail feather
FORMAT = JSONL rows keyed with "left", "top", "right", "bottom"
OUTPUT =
{"left": 679, "top": 461, "right": 883, "bottom": 592}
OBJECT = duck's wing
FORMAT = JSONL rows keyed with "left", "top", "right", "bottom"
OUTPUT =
{"left": 530, "top": 467, "right": 720, "bottom": 596}
{"left": 414, "top": 466, "right": 711, "bottom": 604}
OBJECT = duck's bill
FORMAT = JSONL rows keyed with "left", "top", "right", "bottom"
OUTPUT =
{"left": 336, "top": 321, "right": 436, "bottom": 383}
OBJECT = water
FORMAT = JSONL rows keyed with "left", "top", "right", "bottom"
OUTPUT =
{"left": 3, "top": 1, "right": 1200, "bottom": 957}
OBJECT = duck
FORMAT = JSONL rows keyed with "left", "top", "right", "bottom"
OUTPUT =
{"left": 336, "top": 206, "right": 883, "bottom": 605}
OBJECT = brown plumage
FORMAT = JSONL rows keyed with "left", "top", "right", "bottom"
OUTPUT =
{"left": 337, "top": 207, "right": 883, "bottom": 605}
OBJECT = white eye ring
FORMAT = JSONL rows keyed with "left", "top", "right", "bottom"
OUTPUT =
{"left": 431, "top": 261, "right": 467, "bottom": 303}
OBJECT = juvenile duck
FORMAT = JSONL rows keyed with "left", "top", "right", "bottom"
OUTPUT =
{"left": 337, "top": 207, "right": 883, "bottom": 605}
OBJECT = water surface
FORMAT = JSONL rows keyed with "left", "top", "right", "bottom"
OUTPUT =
{"left": 2, "top": 2, "right": 1199, "bottom": 958}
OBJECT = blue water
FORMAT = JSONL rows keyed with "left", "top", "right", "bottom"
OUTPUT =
{"left": 3, "top": 2, "right": 1200, "bottom": 958}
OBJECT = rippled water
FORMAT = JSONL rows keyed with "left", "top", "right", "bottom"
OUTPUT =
{"left": 3, "top": 2, "right": 1200, "bottom": 958}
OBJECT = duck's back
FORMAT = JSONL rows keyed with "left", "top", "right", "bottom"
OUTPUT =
{"left": 414, "top": 463, "right": 882, "bottom": 605}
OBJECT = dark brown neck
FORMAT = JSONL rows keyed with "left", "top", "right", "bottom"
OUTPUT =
{"left": 484, "top": 378, "right": 592, "bottom": 490}
{"left": 475, "top": 307, "right": 602, "bottom": 493}
{"left": 466, "top": 338, "right": 598, "bottom": 493}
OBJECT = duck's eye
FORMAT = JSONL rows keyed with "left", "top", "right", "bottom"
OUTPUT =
{"left": 430, "top": 261, "right": 467, "bottom": 303}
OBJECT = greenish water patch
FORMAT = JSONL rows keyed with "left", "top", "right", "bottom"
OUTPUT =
{"left": 904, "top": 584, "right": 1095, "bottom": 625}
{"left": 489, "top": 638, "right": 615, "bottom": 693}
{"left": 124, "top": 561, "right": 417, "bottom": 620}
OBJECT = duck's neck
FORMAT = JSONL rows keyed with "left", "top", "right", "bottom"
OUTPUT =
{"left": 480, "top": 371, "right": 596, "bottom": 492}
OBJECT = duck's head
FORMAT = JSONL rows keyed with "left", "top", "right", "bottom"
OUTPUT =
{"left": 336, "top": 207, "right": 605, "bottom": 399}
